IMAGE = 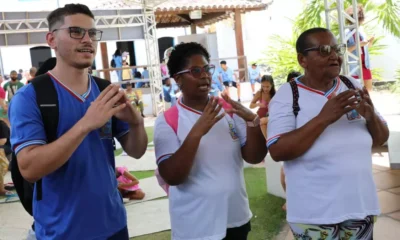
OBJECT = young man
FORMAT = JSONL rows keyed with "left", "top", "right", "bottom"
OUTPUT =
{"left": 3, "top": 70, "right": 24, "bottom": 102}
{"left": 248, "top": 63, "right": 261, "bottom": 95}
{"left": 9, "top": 4, "right": 148, "bottom": 239}
{"left": 219, "top": 60, "right": 241, "bottom": 102}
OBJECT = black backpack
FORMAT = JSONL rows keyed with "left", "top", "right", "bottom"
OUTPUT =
{"left": 289, "top": 75, "right": 355, "bottom": 117}
{"left": 110, "top": 59, "right": 116, "bottom": 68}
{"left": 10, "top": 74, "right": 116, "bottom": 216}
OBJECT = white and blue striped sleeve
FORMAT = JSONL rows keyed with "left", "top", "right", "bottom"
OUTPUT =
{"left": 154, "top": 114, "right": 180, "bottom": 166}
{"left": 9, "top": 85, "right": 47, "bottom": 155}
{"left": 266, "top": 83, "right": 296, "bottom": 149}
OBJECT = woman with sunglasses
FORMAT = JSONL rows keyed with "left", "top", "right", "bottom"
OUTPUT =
{"left": 154, "top": 42, "right": 267, "bottom": 240}
{"left": 267, "top": 28, "right": 388, "bottom": 239}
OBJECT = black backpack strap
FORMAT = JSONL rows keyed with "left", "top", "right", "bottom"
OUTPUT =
{"left": 339, "top": 75, "right": 355, "bottom": 90}
{"left": 92, "top": 77, "right": 118, "bottom": 139}
{"left": 289, "top": 80, "right": 300, "bottom": 117}
{"left": 31, "top": 74, "right": 59, "bottom": 201}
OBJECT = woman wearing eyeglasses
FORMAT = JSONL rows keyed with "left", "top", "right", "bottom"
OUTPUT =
{"left": 154, "top": 42, "right": 267, "bottom": 240}
{"left": 267, "top": 28, "right": 388, "bottom": 239}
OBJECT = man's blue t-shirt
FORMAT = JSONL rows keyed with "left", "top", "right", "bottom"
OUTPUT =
{"left": 9, "top": 74, "right": 129, "bottom": 239}
{"left": 248, "top": 67, "right": 260, "bottom": 80}
{"left": 218, "top": 67, "right": 234, "bottom": 83}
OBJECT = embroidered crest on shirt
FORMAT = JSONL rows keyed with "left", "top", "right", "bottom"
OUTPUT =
{"left": 228, "top": 121, "right": 239, "bottom": 140}
{"left": 99, "top": 119, "right": 112, "bottom": 139}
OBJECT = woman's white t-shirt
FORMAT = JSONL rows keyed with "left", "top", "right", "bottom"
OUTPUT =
{"left": 267, "top": 76, "right": 385, "bottom": 224}
{"left": 154, "top": 99, "right": 252, "bottom": 240}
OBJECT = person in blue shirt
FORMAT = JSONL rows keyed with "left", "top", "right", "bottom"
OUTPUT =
{"left": 162, "top": 77, "right": 180, "bottom": 106}
{"left": 113, "top": 49, "right": 123, "bottom": 82}
{"left": 248, "top": 63, "right": 261, "bottom": 96}
{"left": 141, "top": 67, "right": 149, "bottom": 87}
{"left": 209, "top": 66, "right": 225, "bottom": 97}
{"left": 218, "top": 60, "right": 241, "bottom": 102}
{"left": 9, "top": 4, "right": 148, "bottom": 240}
{"left": 134, "top": 71, "right": 145, "bottom": 88}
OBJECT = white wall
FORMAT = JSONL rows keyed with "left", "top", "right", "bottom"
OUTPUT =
{"left": 0, "top": 46, "right": 34, "bottom": 74}
{"left": 369, "top": 27, "right": 400, "bottom": 81}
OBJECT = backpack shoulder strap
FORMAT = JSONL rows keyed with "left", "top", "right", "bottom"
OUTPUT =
{"left": 93, "top": 76, "right": 111, "bottom": 91}
{"left": 339, "top": 75, "right": 356, "bottom": 90}
{"left": 30, "top": 73, "right": 59, "bottom": 201}
{"left": 289, "top": 80, "right": 300, "bottom": 117}
{"left": 164, "top": 106, "right": 179, "bottom": 134}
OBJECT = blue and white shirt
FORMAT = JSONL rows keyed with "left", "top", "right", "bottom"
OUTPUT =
{"left": 218, "top": 67, "right": 235, "bottom": 83}
{"left": 9, "top": 73, "right": 130, "bottom": 239}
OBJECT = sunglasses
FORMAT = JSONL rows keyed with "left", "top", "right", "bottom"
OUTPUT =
{"left": 175, "top": 65, "right": 215, "bottom": 78}
{"left": 303, "top": 44, "right": 347, "bottom": 57}
{"left": 52, "top": 27, "right": 103, "bottom": 41}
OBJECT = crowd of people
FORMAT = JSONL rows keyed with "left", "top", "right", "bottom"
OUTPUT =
{"left": 0, "top": 2, "right": 389, "bottom": 240}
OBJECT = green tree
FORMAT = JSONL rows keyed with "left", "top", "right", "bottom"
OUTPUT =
{"left": 259, "top": 0, "right": 399, "bottom": 83}
{"left": 259, "top": 34, "right": 303, "bottom": 85}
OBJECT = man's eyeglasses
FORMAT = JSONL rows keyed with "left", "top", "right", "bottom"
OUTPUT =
{"left": 52, "top": 27, "right": 103, "bottom": 41}
{"left": 303, "top": 44, "right": 347, "bottom": 57}
{"left": 175, "top": 65, "right": 216, "bottom": 78}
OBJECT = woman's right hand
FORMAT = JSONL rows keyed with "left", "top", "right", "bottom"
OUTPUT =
{"left": 317, "top": 90, "right": 359, "bottom": 124}
{"left": 192, "top": 96, "right": 225, "bottom": 137}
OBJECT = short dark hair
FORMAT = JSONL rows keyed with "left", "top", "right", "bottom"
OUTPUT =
{"left": 287, "top": 71, "right": 301, "bottom": 82}
{"left": 47, "top": 4, "right": 95, "bottom": 31}
{"left": 296, "top": 27, "right": 331, "bottom": 55}
{"left": 167, "top": 42, "right": 210, "bottom": 77}
{"left": 220, "top": 60, "right": 227, "bottom": 65}
{"left": 252, "top": 63, "right": 257, "bottom": 67}
{"left": 10, "top": 70, "right": 17, "bottom": 74}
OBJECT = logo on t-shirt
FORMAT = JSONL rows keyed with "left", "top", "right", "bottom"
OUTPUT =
{"left": 99, "top": 119, "right": 112, "bottom": 139}
{"left": 228, "top": 121, "right": 239, "bottom": 140}
{"left": 346, "top": 109, "right": 362, "bottom": 121}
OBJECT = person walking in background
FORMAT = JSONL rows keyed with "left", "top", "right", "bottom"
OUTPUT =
{"left": 249, "top": 75, "right": 276, "bottom": 139}
{"left": 219, "top": 60, "right": 241, "bottom": 102}
{"left": 248, "top": 63, "right": 262, "bottom": 96}
{"left": 141, "top": 67, "right": 149, "bottom": 87}
{"left": 209, "top": 67, "right": 225, "bottom": 97}
{"left": 162, "top": 77, "right": 180, "bottom": 107}
{"left": 112, "top": 49, "right": 123, "bottom": 82}
{"left": 346, "top": 4, "right": 374, "bottom": 92}
{"left": 122, "top": 61, "right": 132, "bottom": 88}
{"left": 3, "top": 70, "right": 24, "bottom": 102}
{"left": 26, "top": 67, "right": 37, "bottom": 84}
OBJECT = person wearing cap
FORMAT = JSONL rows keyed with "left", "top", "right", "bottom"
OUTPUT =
{"left": 248, "top": 63, "right": 261, "bottom": 96}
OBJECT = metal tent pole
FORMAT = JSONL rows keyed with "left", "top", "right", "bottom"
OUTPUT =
{"left": 324, "top": 0, "right": 363, "bottom": 82}
{"left": 142, "top": 0, "right": 164, "bottom": 116}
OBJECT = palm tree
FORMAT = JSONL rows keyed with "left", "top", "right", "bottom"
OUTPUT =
{"left": 259, "top": 0, "right": 399, "bottom": 82}
{"left": 294, "top": 0, "right": 400, "bottom": 38}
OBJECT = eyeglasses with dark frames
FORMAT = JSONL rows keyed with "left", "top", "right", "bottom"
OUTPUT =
{"left": 52, "top": 27, "right": 103, "bottom": 41}
{"left": 303, "top": 44, "right": 347, "bottom": 57}
{"left": 175, "top": 65, "right": 216, "bottom": 78}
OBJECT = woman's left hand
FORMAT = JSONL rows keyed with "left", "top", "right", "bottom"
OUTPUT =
{"left": 221, "top": 93, "right": 256, "bottom": 122}
{"left": 356, "top": 87, "right": 375, "bottom": 121}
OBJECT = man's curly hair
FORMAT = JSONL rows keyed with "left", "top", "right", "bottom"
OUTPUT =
{"left": 167, "top": 42, "right": 211, "bottom": 77}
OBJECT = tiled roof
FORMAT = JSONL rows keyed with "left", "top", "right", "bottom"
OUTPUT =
{"left": 93, "top": 0, "right": 270, "bottom": 11}
{"left": 155, "top": 0, "right": 269, "bottom": 12}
